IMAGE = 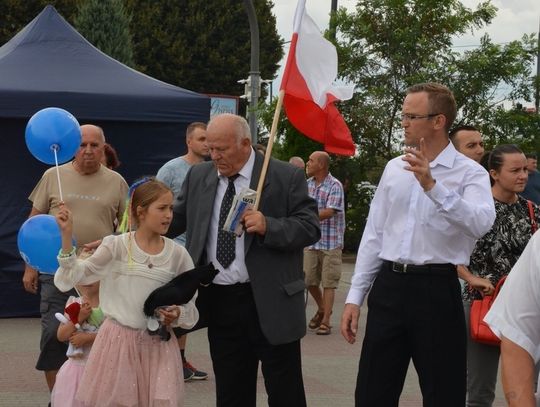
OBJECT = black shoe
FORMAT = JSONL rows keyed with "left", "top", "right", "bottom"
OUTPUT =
{"left": 183, "top": 361, "right": 208, "bottom": 380}
{"left": 183, "top": 364, "right": 195, "bottom": 381}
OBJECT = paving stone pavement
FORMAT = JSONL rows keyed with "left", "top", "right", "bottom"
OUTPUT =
{"left": 0, "top": 260, "right": 506, "bottom": 406}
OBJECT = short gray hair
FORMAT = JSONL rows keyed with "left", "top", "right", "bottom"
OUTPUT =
{"left": 208, "top": 113, "right": 251, "bottom": 144}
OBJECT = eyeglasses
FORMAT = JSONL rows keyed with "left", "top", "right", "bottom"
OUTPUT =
{"left": 400, "top": 113, "right": 440, "bottom": 122}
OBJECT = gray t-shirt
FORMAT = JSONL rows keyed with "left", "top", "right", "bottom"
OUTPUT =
{"left": 156, "top": 157, "right": 191, "bottom": 246}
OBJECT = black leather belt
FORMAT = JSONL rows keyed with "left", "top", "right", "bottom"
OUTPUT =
{"left": 211, "top": 282, "right": 252, "bottom": 294}
{"left": 383, "top": 260, "right": 456, "bottom": 276}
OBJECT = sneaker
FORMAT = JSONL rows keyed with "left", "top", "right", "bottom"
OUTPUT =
{"left": 183, "top": 364, "right": 195, "bottom": 382}
{"left": 183, "top": 361, "right": 208, "bottom": 381}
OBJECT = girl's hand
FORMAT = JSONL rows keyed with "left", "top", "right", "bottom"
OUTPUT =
{"left": 69, "top": 331, "right": 91, "bottom": 347}
{"left": 158, "top": 306, "right": 181, "bottom": 326}
{"left": 56, "top": 203, "right": 73, "bottom": 233}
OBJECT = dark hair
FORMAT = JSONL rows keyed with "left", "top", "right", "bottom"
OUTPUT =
{"left": 525, "top": 153, "right": 537, "bottom": 160}
{"left": 103, "top": 143, "right": 121, "bottom": 169}
{"left": 487, "top": 144, "right": 524, "bottom": 186}
{"left": 407, "top": 83, "right": 457, "bottom": 132}
{"left": 449, "top": 125, "right": 479, "bottom": 141}
{"left": 254, "top": 143, "right": 266, "bottom": 154}
{"left": 480, "top": 151, "right": 490, "bottom": 172}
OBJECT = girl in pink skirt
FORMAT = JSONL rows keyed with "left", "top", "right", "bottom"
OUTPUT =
{"left": 54, "top": 178, "right": 199, "bottom": 407}
{"left": 51, "top": 281, "right": 103, "bottom": 407}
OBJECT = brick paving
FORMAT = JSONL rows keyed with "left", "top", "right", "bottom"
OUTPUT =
{"left": 0, "top": 260, "right": 507, "bottom": 406}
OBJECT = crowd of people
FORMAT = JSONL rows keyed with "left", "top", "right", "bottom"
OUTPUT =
{"left": 20, "top": 82, "right": 540, "bottom": 407}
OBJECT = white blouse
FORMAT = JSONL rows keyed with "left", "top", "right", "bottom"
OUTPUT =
{"left": 55, "top": 232, "right": 199, "bottom": 330}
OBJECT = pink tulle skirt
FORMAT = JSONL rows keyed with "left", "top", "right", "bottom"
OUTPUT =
{"left": 51, "top": 358, "right": 87, "bottom": 407}
{"left": 76, "top": 318, "right": 184, "bottom": 407}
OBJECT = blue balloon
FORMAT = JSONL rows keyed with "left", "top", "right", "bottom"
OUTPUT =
{"left": 17, "top": 215, "right": 63, "bottom": 274}
{"left": 25, "top": 107, "right": 81, "bottom": 165}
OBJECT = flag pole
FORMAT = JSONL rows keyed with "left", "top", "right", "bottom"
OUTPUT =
{"left": 253, "top": 89, "right": 285, "bottom": 211}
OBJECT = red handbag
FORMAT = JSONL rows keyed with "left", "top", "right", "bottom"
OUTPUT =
{"left": 469, "top": 200, "right": 537, "bottom": 346}
{"left": 469, "top": 276, "right": 506, "bottom": 346}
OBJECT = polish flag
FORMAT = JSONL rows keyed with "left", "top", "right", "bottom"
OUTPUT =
{"left": 280, "top": 0, "right": 355, "bottom": 156}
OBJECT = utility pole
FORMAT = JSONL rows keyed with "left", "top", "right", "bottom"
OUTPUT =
{"left": 329, "top": 0, "right": 338, "bottom": 41}
{"left": 243, "top": 0, "right": 260, "bottom": 144}
{"left": 535, "top": 17, "right": 540, "bottom": 113}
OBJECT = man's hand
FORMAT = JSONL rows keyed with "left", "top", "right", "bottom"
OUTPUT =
{"left": 22, "top": 265, "right": 39, "bottom": 294}
{"left": 402, "top": 138, "right": 436, "bottom": 191}
{"left": 82, "top": 240, "right": 102, "bottom": 252}
{"left": 341, "top": 303, "right": 361, "bottom": 344}
{"left": 242, "top": 209, "right": 267, "bottom": 236}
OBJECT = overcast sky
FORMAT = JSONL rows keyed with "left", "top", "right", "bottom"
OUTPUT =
{"left": 268, "top": 0, "right": 540, "bottom": 105}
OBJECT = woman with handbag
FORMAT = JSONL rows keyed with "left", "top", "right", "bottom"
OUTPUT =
{"left": 458, "top": 144, "right": 540, "bottom": 407}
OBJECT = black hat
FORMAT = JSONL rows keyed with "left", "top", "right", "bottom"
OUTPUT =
{"left": 143, "top": 263, "right": 218, "bottom": 316}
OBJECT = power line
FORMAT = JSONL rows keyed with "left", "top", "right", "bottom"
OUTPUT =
{"left": 451, "top": 41, "right": 511, "bottom": 49}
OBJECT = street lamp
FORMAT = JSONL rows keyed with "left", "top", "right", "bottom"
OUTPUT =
{"left": 261, "top": 79, "right": 274, "bottom": 102}
{"left": 243, "top": 0, "right": 260, "bottom": 144}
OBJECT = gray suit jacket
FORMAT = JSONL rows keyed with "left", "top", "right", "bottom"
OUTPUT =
{"left": 169, "top": 151, "right": 320, "bottom": 345}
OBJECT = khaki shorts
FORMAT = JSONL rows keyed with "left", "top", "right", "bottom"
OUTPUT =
{"left": 304, "top": 248, "right": 342, "bottom": 289}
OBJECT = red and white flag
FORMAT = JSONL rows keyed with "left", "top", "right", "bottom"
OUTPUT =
{"left": 280, "top": 0, "right": 355, "bottom": 156}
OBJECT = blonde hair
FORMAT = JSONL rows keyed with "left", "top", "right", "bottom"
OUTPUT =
{"left": 118, "top": 177, "right": 172, "bottom": 263}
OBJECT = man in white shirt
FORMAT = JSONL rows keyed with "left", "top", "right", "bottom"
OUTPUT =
{"left": 340, "top": 83, "right": 495, "bottom": 406}
{"left": 485, "top": 232, "right": 540, "bottom": 407}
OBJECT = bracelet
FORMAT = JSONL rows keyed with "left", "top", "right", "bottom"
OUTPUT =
{"left": 58, "top": 247, "right": 76, "bottom": 258}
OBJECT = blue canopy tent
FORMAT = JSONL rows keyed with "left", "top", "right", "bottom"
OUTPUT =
{"left": 0, "top": 6, "right": 210, "bottom": 316}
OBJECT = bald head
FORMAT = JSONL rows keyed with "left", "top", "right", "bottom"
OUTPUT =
{"left": 306, "top": 151, "right": 330, "bottom": 179}
{"left": 74, "top": 124, "right": 106, "bottom": 174}
{"left": 81, "top": 124, "right": 105, "bottom": 143}
{"left": 289, "top": 156, "right": 305, "bottom": 169}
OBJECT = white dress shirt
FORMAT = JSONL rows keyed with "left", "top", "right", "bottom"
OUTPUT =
{"left": 207, "top": 149, "right": 255, "bottom": 285}
{"left": 346, "top": 143, "right": 495, "bottom": 306}
{"left": 485, "top": 231, "right": 540, "bottom": 363}
{"left": 485, "top": 232, "right": 540, "bottom": 406}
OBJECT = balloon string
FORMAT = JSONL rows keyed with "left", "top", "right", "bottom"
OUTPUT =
{"left": 53, "top": 147, "right": 64, "bottom": 202}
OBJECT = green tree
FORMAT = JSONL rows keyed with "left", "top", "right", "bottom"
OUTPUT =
{"left": 74, "top": 0, "right": 135, "bottom": 67}
{"left": 262, "top": 0, "right": 538, "bottom": 250}
{"left": 0, "top": 0, "right": 79, "bottom": 46}
{"left": 124, "top": 0, "right": 283, "bottom": 95}
{"left": 333, "top": 0, "right": 537, "bottom": 160}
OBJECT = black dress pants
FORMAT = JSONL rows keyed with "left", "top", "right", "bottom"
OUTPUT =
{"left": 355, "top": 262, "right": 466, "bottom": 407}
{"left": 207, "top": 283, "right": 307, "bottom": 407}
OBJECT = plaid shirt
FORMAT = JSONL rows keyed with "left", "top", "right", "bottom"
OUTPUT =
{"left": 307, "top": 173, "right": 345, "bottom": 250}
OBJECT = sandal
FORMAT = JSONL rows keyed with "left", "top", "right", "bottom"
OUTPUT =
{"left": 308, "top": 311, "right": 324, "bottom": 330}
{"left": 316, "top": 323, "right": 331, "bottom": 335}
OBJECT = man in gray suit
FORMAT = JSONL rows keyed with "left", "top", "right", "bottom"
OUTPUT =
{"left": 169, "top": 113, "right": 320, "bottom": 407}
